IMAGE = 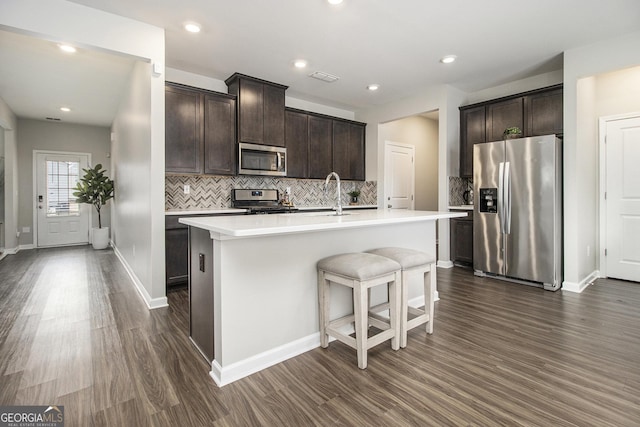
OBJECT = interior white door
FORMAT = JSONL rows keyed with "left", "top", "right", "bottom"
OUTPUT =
{"left": 36, "top": 152, "right": 90, "bottom": 247}
{"left": 605, "top": 116, "right": 640, "bottom": 282}
{"left": 384, "top": 141, "right": 415, "bottom": 210}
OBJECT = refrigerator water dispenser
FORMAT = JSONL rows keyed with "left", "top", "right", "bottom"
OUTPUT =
{"left": 479, "top": 188, "right": 498, "bottom": 213}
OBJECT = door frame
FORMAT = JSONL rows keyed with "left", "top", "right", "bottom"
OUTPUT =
{"left": 32, "top": 149, "right": 92, "bottom": 248}
{"left": 598, "top": 111, "right": 640, "bottom": 278}
{"left": 383, "top": 140, "right": 415, "bottom": 210}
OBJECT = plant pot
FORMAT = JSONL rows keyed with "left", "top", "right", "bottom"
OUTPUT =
{"left": 350, "top": 196, "right": 359, "bottom": 205}
{"left": 92, "top": 227, "right": 110, "bottom": 250}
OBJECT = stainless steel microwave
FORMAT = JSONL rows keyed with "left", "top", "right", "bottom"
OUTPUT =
{"left": 238, "top": 143, "right": 286, "bottom": 176}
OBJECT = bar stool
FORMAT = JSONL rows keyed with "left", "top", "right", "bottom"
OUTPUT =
{"left": 366, "top": 247, "right": 436, "bottom": 348}
{"left": 317, "top": 253, "right": 402, "bottom": 369}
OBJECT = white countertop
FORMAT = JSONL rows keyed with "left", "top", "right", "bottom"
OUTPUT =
{"left": 179, "top": 209, "right": 466, "bottom": 238}
{"left": 448, "top": 205, "right": 474, "bottom": 211}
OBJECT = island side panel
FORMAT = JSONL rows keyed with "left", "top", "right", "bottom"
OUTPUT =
{"left": 215, "top": 220, "right": 435, "bottom": 366}
{"left": 189, "top": 226, "right": 215, "bottom": 362}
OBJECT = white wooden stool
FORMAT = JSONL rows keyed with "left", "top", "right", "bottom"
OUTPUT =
{"left": 317, "top": 253, "right": 402, "bottom": 369}
{"left": 366, "top": 247, "right": 437, "bottom": 348}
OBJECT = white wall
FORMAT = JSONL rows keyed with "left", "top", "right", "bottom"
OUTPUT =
{"left": 16, "top": 119, "right": 111, "bottom": 246}
{"left": 379, "top": 116, "right": 439, "bottom": 210}
{"left": 111, "top": 61, "right": 165, "bottom": 306}
{"left": 563, "top": 30, "right": 640, "bottom": 290}
{"left": 0, "top": 96, "right": 18, "bottom": 252}
{"left": 0, "top": 0, "right": 166, "bottom": 307}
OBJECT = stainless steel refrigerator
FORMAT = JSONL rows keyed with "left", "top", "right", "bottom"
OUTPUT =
{"left": 473, "top": 134, "right": 562, "bottom": 291}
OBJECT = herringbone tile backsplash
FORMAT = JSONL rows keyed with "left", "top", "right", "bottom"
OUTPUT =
{"left": 166, "top": 175, "right": 377, "bottom": 210}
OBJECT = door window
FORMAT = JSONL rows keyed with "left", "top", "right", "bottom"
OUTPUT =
{"left": 46, "top": 160, "right": 80, "bottom": 217}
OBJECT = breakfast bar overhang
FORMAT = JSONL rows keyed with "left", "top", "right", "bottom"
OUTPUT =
{"left": 179, "top": 209, "right": 465, "bottom": 386}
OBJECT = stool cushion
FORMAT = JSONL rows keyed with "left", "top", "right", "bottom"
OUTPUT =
{"left": 317, "top": 253, "right": 401, "bottom": 280}
{"left": 366, "top": 247, "right": 436, "bottom": 270}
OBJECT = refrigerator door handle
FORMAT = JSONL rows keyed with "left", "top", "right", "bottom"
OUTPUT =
{"left": 498, "top": 162, "right": 505, "bottom": 233}
{"left": 504, "top": 161, "right": 511, "bottom": 234}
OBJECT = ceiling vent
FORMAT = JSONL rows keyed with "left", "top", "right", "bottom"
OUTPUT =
{"left": 308, "top": 71, "right": 340, "bottom": 83}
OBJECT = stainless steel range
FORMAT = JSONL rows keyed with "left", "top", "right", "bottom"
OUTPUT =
{"left": 231, "top": 189, "right": 298, "bottom": 214}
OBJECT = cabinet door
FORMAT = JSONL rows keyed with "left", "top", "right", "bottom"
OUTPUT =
{"left": 486, "top": 97, "right": 523, "bottom": 142}
{"left": 333, "top": 120, "right": 365, "bottom": 181}
{"left": 285, "top": 110, "right": 309, "bottom": 178}
{"left": 263, "top": 84, "right": 286, "bottom": 147}
{"left": 450, "top": 217, "right": 474, "bottom": 265}
{"left": 203, "top": 94, "right": 236, "bottom": 175}
{"left": 165, "top": 85, "right": 203, "bottom": 173}
{"left": 524, "top": 88, "right": 563, "bottom": 136}
{"left": 308, "top": 115, "right": 333, "bottom": 179}
{"left": 166, "top": 227, "right": 189, "bottom": 287}
{"left": 238, "top": 78, "right": 264, "bottom": 144}
{"left": 460, "top": 106, "right": 485, "bottom": 178}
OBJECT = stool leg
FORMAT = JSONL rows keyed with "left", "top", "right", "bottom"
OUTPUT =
{"left": 318, "top": 270, "right": 329, "bottom": 348}
{"left": 389, "top": 271, "right": 401, "bottom": 351}
{"left": 353, "top": 281, "right": 368, "bottom": 369}
{"left": 400, "top": 269, "right": 409, "bottom": 348}
{"left": 424, "top": 264, "right": 436, "bottom": 334}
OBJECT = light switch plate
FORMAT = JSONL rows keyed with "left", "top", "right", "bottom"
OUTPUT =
{"left": 184, "top": 184, "right": 190, "bottom": 194}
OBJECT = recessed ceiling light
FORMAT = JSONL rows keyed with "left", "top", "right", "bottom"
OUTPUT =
{"left": 328, "top": 0, "right": 343, "bottom": 4}
{"left": 367, "top": 84, "right": 380, "bottom": 91}
{"left": 58, "top": 44, "right": 76, "bottom": 54}
{"left": 184, "top": 23, "right": 201, "bottom": 33}
{"left": 60, "top": 107, "right": 71, "bottom": 112}
{"left": 440, "top": 55, "right": 457, "bottom": 64}
{"left": 293, "top": 60, "right": 307, "bottom": 69}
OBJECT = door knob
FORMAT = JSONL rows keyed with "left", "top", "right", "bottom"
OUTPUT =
{"left": 38, "top": 205, "right": 43, "bottom": 209}
{"left": 388, "top": 204, "right": 392, "bottom": 208}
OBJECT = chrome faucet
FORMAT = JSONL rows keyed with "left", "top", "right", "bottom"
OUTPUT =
{"left": 324, "top": 172, "right": 343, "bottom": 215}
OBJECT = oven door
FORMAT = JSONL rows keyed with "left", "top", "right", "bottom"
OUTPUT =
{"left": 239, "top": 143, "right": 286, "bottom": 176}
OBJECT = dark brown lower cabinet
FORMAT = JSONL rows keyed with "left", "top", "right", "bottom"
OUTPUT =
{"left": 166, "top": 216, "right": 189, "bottom": 289}
{"left": 450, "top": 210, "right": 473, "bottom": 266}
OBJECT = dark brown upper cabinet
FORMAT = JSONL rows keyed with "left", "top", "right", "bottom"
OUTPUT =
{"left": 165, "top": 82, "right": 236, "bottom": 175}
{"left": 225, "top": 73, "right": 288, "bottom": 147}
{"left": 308, "top": 114, "right": 333, "bottom": 179}
{"left": 459, "top": 105, "right": 486, "bottom": 178}
{"left": 285, "top": 109, "right": 309, "bottom": 179}
{"left": 333, "top": 120, "right": 366, "bottom": 181}
{"left": 459, "top": 84, "right": 563, "bottom": 178}
{"left": 524, "top": 87, "right": 563, "bottom": 136}
{"left": 485, "top": 97, "right": 524, "bottom": 142}
{"left": 165, "top": 84, "right": 203, "bottom": 174}
{"left": 285, "top": 107, "right": 366, "bottom": 181}
{"left": 203, "top": 93, "right": 237, "bottom": 175}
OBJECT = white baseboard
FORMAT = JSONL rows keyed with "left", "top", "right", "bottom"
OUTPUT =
{"left": 3, "top": 247, "right": 19, "bottom": 255}
{"left": 437, "top": 260, "right": 454, "bottom": 269}
{"left": 210, "top": 332, "right": 321, "bottom": 387}
{"left": 112, "top": 244, "right": 168, "bottom": 310}
{"left": 18, "top": 244, "right": 35, "bottom": 251}
{"left": 562, "top": 270, "right": 600, "bottom": 293}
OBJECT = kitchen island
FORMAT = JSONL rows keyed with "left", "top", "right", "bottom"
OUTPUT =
{"left": 179, "top": 209, "right": 464, "bottom": 386}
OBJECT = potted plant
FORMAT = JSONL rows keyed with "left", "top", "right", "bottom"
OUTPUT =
{"left": 347, "top": 189, "right": 361, "bottom": 205}
{"left": 73, "top": 163, "right": 114, "bottom": 249}
{"left": 503, "top": 126, "right": 522, "bottom": 139}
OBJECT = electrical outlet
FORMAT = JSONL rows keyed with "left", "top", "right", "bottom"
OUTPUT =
{"left": 184, "top": 184, "right": 190, "bottom": 195}
{"left": 587, "top": 245, "right": 591, "bottom": 257}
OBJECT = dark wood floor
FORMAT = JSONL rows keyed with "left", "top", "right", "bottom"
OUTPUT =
{"left": 1, "top": 246, "right": 639, "bottom": 426}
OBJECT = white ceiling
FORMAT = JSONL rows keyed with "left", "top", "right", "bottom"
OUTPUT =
{"left": 1, "top": 0, "right": 640, "bottom": 126}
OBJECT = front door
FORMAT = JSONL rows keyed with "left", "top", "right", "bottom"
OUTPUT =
{"left": 35, "top": 152, "right": 90, "bottom": 247}
{"left": 605, "top": 116, "right": 640, "bottom": 282}
{"left": 384, "top": 141, "right": 415, "bottom": 210}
